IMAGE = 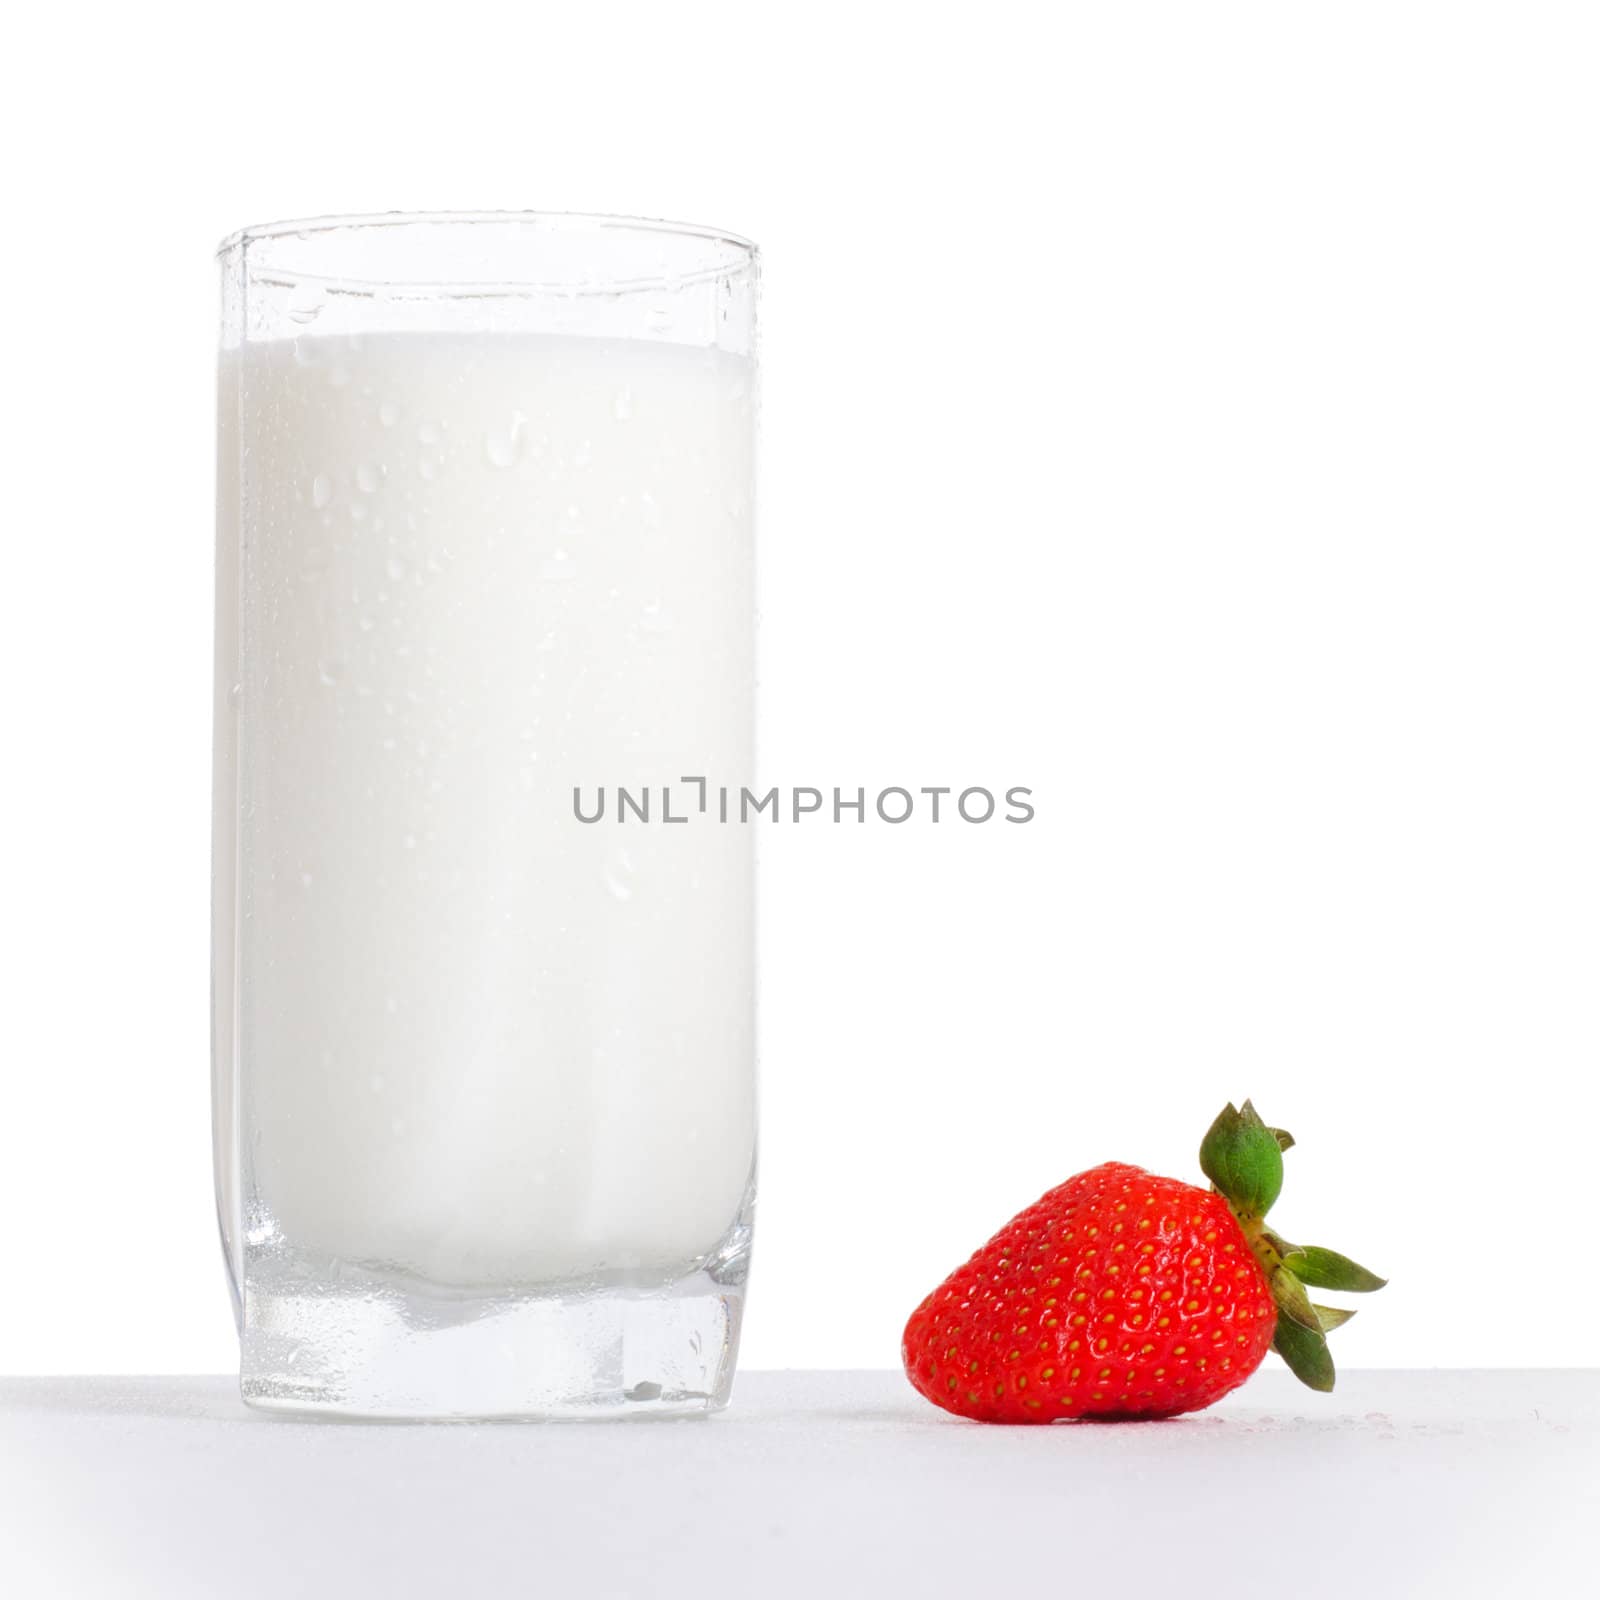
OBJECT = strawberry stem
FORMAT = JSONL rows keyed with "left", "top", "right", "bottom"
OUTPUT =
{"left": 1198, "top": 1100, "right": 1284, "bottom": 1218}
{"left": 1198, "top": 1100, "right": 1386, "bottom": 1395}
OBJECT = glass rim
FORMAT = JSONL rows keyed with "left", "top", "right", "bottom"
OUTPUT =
{"left": 216, "top": 210, "right": 758, "bottom": 297}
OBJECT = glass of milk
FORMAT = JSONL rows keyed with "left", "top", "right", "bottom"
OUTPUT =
{"left": 214, "top": 214, "right": 757, "bottom": 1417}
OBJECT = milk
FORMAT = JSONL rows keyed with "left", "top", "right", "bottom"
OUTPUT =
{"left": 217, "top": 331, "right": 755, "bottom": 1293}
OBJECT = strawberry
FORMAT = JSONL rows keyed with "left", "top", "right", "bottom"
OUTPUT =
{"left": 902, "top": 1101, "right": 1384, "bottom": 1422}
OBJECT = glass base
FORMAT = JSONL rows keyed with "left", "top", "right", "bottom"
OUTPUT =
{"left": 240, "top": 1252, "right": 747, "bottom": 1420}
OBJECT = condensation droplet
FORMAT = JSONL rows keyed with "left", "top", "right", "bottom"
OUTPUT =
{"left": 386, "top": 556, "right": 408, "bottom": 582}
{"left": 317, "top": 657, "right": 345, "bottom": 687}
{"left": 378, "top": 401, "right": 399, "bottom": 427}
{"left": 613, "top": 385, "right": 633, "bottom": 421}
{"left": 484, "top": 411, "right": 528, "bottom": 469}
{"left": 417, "top": 421, "right": 441, "bottom": 446}
{"left": 603, "top": 849, "right": 636, "bottom": 902}
{"left": 638, "top": 492, "right": 661, "bottom": 529}
{"left": 356, "top": 462, "right": 380, "bottom": 493}
{"left": 418, "top": 456, "right": 438, "bottom": 482}
{"left": 311, "top": 473, "right": 333, "bottom": 510}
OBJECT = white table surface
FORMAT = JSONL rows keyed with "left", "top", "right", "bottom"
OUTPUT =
{"left": 2, "top": 1370, "right": 1595, "bottom": 1598}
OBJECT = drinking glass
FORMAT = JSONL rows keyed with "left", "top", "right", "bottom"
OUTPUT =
{"left": 214, "top": 213, "right": 757, "bottom": 1417}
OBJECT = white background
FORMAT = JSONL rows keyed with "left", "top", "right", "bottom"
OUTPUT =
{"left": 2, "top": 2, "right": 1596, "bottom": 1377}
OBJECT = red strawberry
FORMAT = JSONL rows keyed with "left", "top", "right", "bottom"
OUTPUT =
{"left": 902, "top": 1102, "right": 1384, "bottom": 1422}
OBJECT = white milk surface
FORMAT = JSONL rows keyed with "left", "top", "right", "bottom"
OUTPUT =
{"left": 218, "top": 331, "right": 755, "bottom": 1288}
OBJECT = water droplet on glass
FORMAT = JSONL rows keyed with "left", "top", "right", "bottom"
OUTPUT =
{"left": 638, "top": 492, "right": 661, "bottom": 529}
{"left": 356, "top": 462, "right": 380, "bottom": 493}
{"left": 603, "top": 850, "right": 636, "bottom": 902}
{"left": 311, "top": 473, "right": 334, "bottom": 510}
{"left": 418, "top": 456, "right": 438, "bottom": 482}
{"left": 613, "top": 385, "right": 633, "bottom": 422}
{"left": 378, "top": 401, "right": 399, "bottom": 427}
{"left": 358, "top": 614, "right": 376, "bottom": 633}
{"left": 640, "top": 600, "right": 673, "bottom": 635}
{"left": 229, "top": 682, "right": 242, "bottom": 708}
{"left": 537, "top": 549, "right": 576, "bottom": 583}
{"left": 417, "top": 421, "right": 441, "bottom": 446}
{"left": 317, "top": 657, "right": 345, "bottom": 687}
{"left": 287, "top": 288, "right": 323, "bottom": 326}
{"left": 484, "top": 411, "right": 528, "bottom": 469}
{"left": 385, "top": 556, "right": 407, "bottom": 583}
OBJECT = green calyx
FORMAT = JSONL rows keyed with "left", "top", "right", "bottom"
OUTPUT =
{"left": 1276, "top": 1243, "right": 1388, "bottom": 1295}
{"left": 1198, "top": 1101, "right": 1387, "bottom": 1395}
{"left": 1198, "top": 1100, "right": 1285, "bottom": 1219}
